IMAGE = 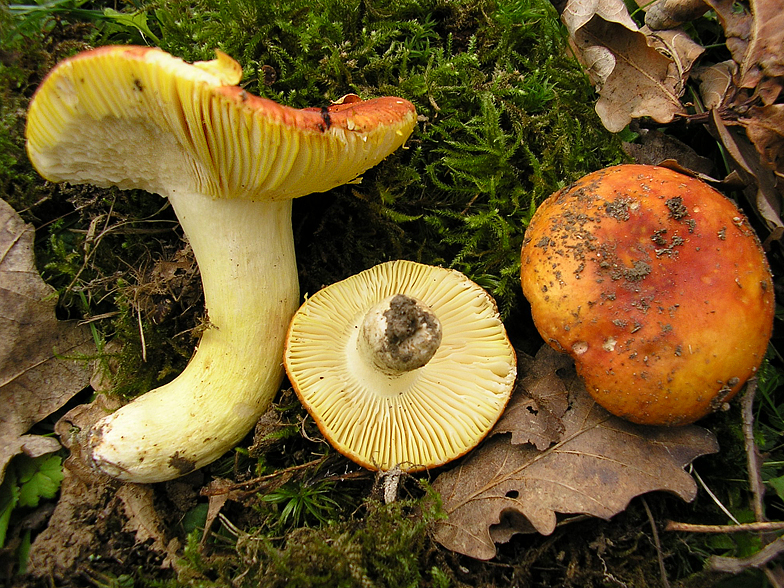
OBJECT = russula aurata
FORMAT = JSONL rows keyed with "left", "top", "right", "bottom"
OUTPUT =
{"left": 520, "top": 164, "right": 774, "bottom": 426}
{"left": 284, "top": 260, "right": 517, "bottom": 471}
{"left": 25, "top": 46, "right": 416, "bottom": 482}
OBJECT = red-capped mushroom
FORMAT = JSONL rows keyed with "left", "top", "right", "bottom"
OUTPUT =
{"left": 25, "top": 46, "right": 417, "bottom": 482}
{"left": 520, "top": 164, "right": 774, "bottom": 426}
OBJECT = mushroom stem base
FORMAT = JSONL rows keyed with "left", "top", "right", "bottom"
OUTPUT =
{"left": 87, "top": 193, "right": 299, "bottom": 483}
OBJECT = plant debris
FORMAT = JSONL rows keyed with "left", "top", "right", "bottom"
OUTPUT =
{"left": 0, "top": 199, "right": 94, "bottom": 483}
{"left": 432, "top": 346, "right": 719, "bottom": 560}
{"left": 560, "top": 0, "right": 784, "bottom": 242}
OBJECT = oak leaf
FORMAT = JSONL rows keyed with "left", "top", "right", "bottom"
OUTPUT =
{"left": 0, "top": 199, "right": 94, "bottom": 482}
{"left": 432, "top": 346, "right": 719, "bottom": 560}
{"left": 705, "top": 0, "right": 784, "bottom": 91}
{"left": 710, "top": 109, "right": 784, "bottom": 240}
{"left": 562, "top": 0, "right": 697, "bottom": 132}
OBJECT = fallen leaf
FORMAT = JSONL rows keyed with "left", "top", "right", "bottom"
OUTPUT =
{"left": 643, "top": 0, "right": 710, "bottom": 30}
{"left": 432, "top": 346, "right": 719, "bottom": 560}
{"left": 562, "top": 0, "right": 690, "bottom": 132}
{"left": 491, "top": 348, "right": 569, "bottom": 450}
{"left": 692, "top": 60, "right": 737, "bottom": 110}
{"left": 563, "top": 0, "right": 639, "bottom": 32}
{"left": 710, "top": 109, "right": 784, "bottom": 240}
{"left": 737, "top": 0, "right": 784, "bottom": 88}
{"left": 116, "top": 483, "right": 180, "bottom": 568}
{"left": 704, "top": 0, "right": 784, "bottom": 88}
{"left": 743, "top": 104, "right": 784, "bottom": 172}
{"left": 704, "top": 0, "right": 753, "bottom": 69}
{"left": 0, "top": 199, "right": 95, "bottom": 483}
{"left": 623, "top": 126, "right": 716, "bottom": 175}
{"left": 644, "top": 26, "right": 705, "bottom": 82}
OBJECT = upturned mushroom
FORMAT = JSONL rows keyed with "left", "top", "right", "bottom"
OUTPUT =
{"left": 284, "top": 260, "right": 517, "bottom": 472}
{"left": 25, "top": 46, "right": 416, "bottom": 482}
{"left": 520, "top": 164, "right": 774, "bottom": 426}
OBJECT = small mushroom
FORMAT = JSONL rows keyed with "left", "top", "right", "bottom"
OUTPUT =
{"left": 284, "top": 260, "right": 517, "bottom": 471}
{"left": 520, "top": 164, "right": 775, "bottom": 426}
{"left": 25, "top": 46, "right": 416, "bottom": 482}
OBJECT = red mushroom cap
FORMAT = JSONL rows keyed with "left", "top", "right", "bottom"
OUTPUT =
{"left": 521, "top": 164, "right": 775, "bottom": 426}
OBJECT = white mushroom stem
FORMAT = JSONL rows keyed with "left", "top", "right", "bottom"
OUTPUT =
{"left": 25, "top": 46, "right": 417, "bottom": 483}
{"left": 87, "top": 193, "right": 298, "bottom": 483}
{"left": 358, "top": 294, "right": 442, "bottom": 375}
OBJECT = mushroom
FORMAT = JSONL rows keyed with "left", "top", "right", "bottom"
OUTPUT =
{"left": 25, "top": 46, "right": 417, "bottom": 482}
{"left": 283, "top": 260, "right": 517, "bottom": 472}
{"left": 520, "top": 164, "right": 775, "bottom": 426}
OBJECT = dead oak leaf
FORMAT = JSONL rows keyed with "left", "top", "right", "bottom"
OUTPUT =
{"left": 491, "top": 348, "right": 570, "bottom": 450}
{"left": 432, "top": 347, "right": 718, "bottom": 560}
{"left": 710, "top": 109, "right": 784, "bottom": 240}
{"left": 693, "top": 60, "right": 738, "bottom": 110}
{"left": 743, "top": 104, "right": 784, "bottom": 172}
{"left": 705, "top": 0, "right": 784, "bottom": 89}
{"left": 704, "top": 0, "right": 753, "bottom": 69}
{"left": 562, "top": 0, "right": 692, "bottom": 132}
{"left": 0, "top": 199, "right": 95, "bottom": 482}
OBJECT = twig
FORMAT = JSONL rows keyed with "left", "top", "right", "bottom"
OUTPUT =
{"left": 708, "top": 537, "right": 784, "bottom": 574}
{"left": 741, "top": 378, "right": 766, "bottom": 522}
{"left": 765, "top": 565, "right": 784, "bottom": 588}
{"left": 202, "top": 457, "right": 326, "bottom": 498}
{"left": 665, "top": 521, "right": 784, "bottom": 533}
{"left": 641, "top": 497, "right": 671, "bottom": 588}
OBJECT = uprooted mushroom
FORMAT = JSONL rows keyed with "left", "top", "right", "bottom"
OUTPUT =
{"left": 520, "top": 164, "right": 774, "bottom": 426}
{"left": 284, "top": 260, "right": 517, "bottom": 472}
{"left": 25, "top": 46, "right": 417, "bottom": 483}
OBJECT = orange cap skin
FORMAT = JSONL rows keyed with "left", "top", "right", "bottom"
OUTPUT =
{"left": 521, "top": 164, "right": 775, "bottom": 426}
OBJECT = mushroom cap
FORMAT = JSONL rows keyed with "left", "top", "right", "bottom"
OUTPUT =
{"left": 284, "top": 260, "right": 517, "bottom": 471}
{"left": 521, "top": 164, "right": 775, "bottom": 426}
{"left": 25, "top": 46, "right": 417, "bottom": 201}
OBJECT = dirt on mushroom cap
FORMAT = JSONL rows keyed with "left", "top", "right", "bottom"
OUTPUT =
{"left": 520, "top": 164, "right": 775, "bottom": 426}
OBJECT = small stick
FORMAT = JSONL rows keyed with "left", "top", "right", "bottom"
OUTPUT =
{"left": 665, "top": 521, "right": 784, "bottom": 533}
{"left": 642, "top": 497, "right": 670, "bottom": 588}
{"left": 740, "top": 378, "right": 766, "bottom": 522}
{"left": 203, "top": 457, "right": 326, "bottom": 496}
{"left": 708, "top": 537, "right": 784, "bottom": 574}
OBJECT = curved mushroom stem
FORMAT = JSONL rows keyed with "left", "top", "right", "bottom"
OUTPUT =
{"left": 358, "top": 294, "right": 442, "bottom": 375}
{"left": 87, "top": 193, "right": 298, "bottom": 483}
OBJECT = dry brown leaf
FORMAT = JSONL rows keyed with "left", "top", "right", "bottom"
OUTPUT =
{"left": 116, "top": 484, "right": 180, "bottom": 568}
{"left": 562, "top": 0, "right": 690, "bottom": 132}
{"left": 743, "top": 104, "right": 784, "bottom": 172}
{"left": 693, "top": 60, "right": 737, "bottom": 110}
{"left": 0, "top": 199, "right": 95, "bottom": 482}
{"left": 738, "top": 0, "right": 784, "bottom": 88}
{"left": 623, "top": 127, "right": 716, "bottom": 175}
{"left": 643, "top": 0, "right": 710, "bottom": 30}
{"left": 563, "top": 0, "right": 639, "bottom": 31}
{"left": 491, "top": 348, "right": 569, "bottom": 450}
{"left": 710, "top": 109, "right": 784, "bottom": 240}
{"left": 704, "top": 0, "right": 784, "bottom": 88}
{"left": 704, "top": 0, "right": 753, "bottom": 68}
{"left": 644, "top": 26, "right": 705, "bottom": 82}
{"left": 432, "top": 346, "right": 719, "bottom": 560}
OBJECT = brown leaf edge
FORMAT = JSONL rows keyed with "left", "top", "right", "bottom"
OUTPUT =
{"left": 431, "top": 348, "right": 720, "bottom": 560}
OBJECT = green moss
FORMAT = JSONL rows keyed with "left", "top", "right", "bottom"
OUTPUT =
{"left": 178, "top": 485, "right": 445, "bottom": 588}
{"left": 151, "top": 0, "right": 627, "bottom": 315}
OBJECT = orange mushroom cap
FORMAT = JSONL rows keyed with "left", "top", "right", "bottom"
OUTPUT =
{"left": 24, "top": 45, "right": 417, "bottom": 482}
{"left": 521, "top": 164, "right": 775, "bottom": 426}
